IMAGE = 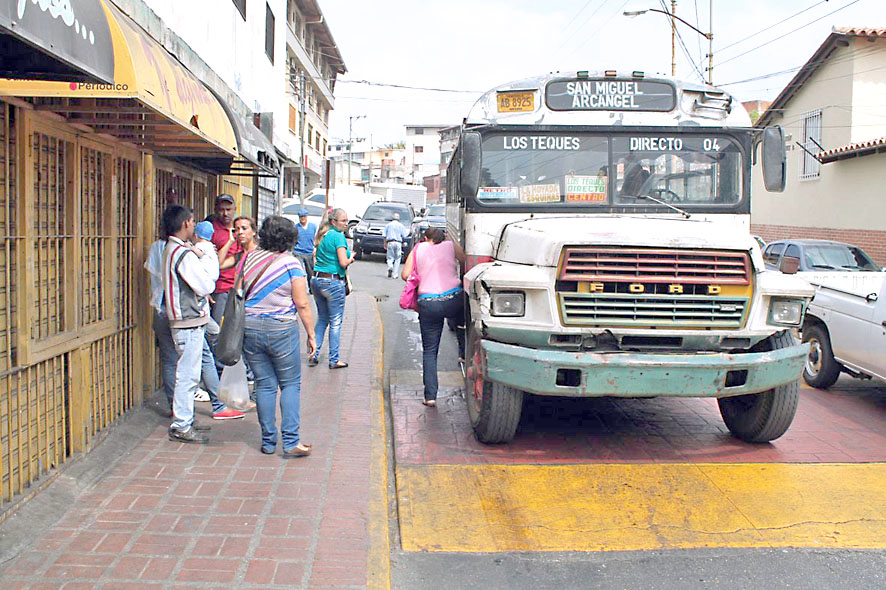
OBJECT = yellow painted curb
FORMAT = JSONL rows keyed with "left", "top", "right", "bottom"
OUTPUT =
{"left": 367, "top": 295, "right": 391, "bottom": 590}
{"left": 397, "top": 463, "right": 886, "bottom": 552}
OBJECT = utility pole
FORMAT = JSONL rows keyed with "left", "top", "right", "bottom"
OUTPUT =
{"left": 707, "top": 0, "right": 714, "bottom": 85}
{"left": 347, "top": 114, "right": 364, "bottom": 185}
{"left": 670, "top": 1, "right": 676, "bottom": 77}
{"left": 298, "top": 70, "right": 307, "bottom": 202}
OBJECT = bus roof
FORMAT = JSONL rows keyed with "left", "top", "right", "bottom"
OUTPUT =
{"left": 466, "top": 70, "right": 751, "bottom": 129}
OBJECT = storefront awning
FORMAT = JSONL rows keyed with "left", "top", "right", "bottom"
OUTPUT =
{"left": 0, "top": 0, "right": 114, "bottom": 83}
{"left": 210, "top": 88, "right": 280, "bottom": 178}
{"left": 0, "top": 0, "right": 237, "bottom": 162}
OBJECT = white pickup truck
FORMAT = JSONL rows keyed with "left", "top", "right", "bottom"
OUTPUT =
{"left": 801, "top": 272, "right": 886, "bottom": 388}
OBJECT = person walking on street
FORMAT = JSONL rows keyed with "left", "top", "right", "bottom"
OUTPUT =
{"left": 163, "top": 205, "right": 217, "bottom": 443}
{"left": 401, "top": 227, "right": 466, "bottom": 407}
{"left": 293, "top": 208, "right": 317, "bottom": 293}
{"left": 239, "top": 216, "right": 316, "bottom": 457}
{"left": 309, "top": 208, "right": 354, "bottom": 369}
{"left": 383, "top": 212, "right": 408, "bottom": 278}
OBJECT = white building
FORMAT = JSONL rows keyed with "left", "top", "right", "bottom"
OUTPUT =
{"left": 752, "top": 27, "right": 886, "bottom": 265}
{"left": 405, "top": 125, "right": 450, "bottom": 183}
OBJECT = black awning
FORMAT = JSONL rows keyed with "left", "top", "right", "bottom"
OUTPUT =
{"left": 0, "top": 0, "right": 114, "bottom": 83}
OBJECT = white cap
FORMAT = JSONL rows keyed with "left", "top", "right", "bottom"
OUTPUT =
{"left": 392, "top": 213, "right": 400, "bottom": 220}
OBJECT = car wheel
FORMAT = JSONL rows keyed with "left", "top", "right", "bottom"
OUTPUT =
{"left": 346, "top": 221, "right": 357, "bottom": 239}
{"left": 717, "top": 331, "right": 800, "bottom": 443}
{"left": 802, "top": 323, "right": 841, "bottom": 389}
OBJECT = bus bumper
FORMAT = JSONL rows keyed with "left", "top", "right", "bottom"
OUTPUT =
{"left": 480, "top": 340, "right": 809, "bottom": 397}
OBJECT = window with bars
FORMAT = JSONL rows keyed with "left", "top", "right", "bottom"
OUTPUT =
{"left": 800, "top": 109, "right": 822, "bottom": 180}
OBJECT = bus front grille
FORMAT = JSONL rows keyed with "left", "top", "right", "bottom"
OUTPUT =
{"left": 558, "top": 293, "right": 749, "bottom": 328}
{"left": 560, "top": 246, "right": 750, "bottom": 284}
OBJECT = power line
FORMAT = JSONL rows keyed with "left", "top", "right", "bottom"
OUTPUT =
{"left": 716, "top": 0, "right": 863, "bottom": 68}
{"left": 717, "top": 0, "right": 829, "bottom": 54}
{"left": 562, "top": 0, "right": 630, "bottom": 61}
{"left": 719, "top": 45, "right": 881, "bottom": 86}
{"left": 552, "top": 0, "right": 611, "bottom": 59}
{"left": 659, "top": 0, "right": 706, "bottom": 82}
{"left": 338, "top": 79, "right": 484, "bottom": 93}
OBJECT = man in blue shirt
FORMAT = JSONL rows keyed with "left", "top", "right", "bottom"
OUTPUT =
{"left": 383, "top": 212, "right": 409, "bottom": 278}
{"left": 293, "top": 208, "right": 317, "bottom": 293}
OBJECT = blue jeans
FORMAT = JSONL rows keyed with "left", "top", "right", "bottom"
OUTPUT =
{"left": 170, "top": 326, "right": 205, "bottom": 430}
{"left": 243, "top": 316, "right": 303, "bottom": 452}
{"left": 154, "top": 311, "right": 227, "bottom": 414}
{"left": 417, "top": 292, "right": 466, "bottom": 401}
{"left": 311, "top": 276, "right": 346, "bottom": 366}
{"left": 386, "top": 241, "right": 403, "bottom": 276}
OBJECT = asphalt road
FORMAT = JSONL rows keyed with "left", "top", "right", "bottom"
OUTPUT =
{"left": 347, "top": 256, "right": 886, "bottom": 590}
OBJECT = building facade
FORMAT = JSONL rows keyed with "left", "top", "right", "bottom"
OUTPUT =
{"left": 404, "top": 125, "right": 448, "bottom": 184}
{"left": 0, "top": 0, "right": 343, "bottom": 510}
{"left": 751, "top": 27, "right": 886, "bottom": 264}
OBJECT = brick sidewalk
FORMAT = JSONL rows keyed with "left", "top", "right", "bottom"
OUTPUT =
{"left": 0, "top": 293, "right": 386, "bottom": 589}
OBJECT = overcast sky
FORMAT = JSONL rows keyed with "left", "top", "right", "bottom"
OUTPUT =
{"left": 320, "top": 0, "right": 884, "bottom": 146}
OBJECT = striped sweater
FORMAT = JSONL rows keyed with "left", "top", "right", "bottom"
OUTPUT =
{"left": 163, "top": 237, "right": 216, "bottom": 328}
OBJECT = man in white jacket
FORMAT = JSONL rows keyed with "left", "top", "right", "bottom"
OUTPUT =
{"left": 163, "top": 205, "right": 218, "bottom": 443}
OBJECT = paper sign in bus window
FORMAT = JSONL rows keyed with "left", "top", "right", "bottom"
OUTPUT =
{"left": 519, "top": 183, "right": 560, "bottom": 203}
{"left": 478, "top": 186, "right": 519, "bottom": 200}
{"left": 565, "top": 175, "right": 607, "bottom": 202}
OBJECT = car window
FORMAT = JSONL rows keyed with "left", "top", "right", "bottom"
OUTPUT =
{"left": 427, "top": 204, "right": 445, "bottom": 216}
{"left": 362, "top": 205, "right": 411, "bottom": 222}
{"left": 282, "top": 203, "right": 301, "bottom": 215}
{"left": 804, "top": 244, "right": 881, "bottom": 271}
{"left": 784, "top": 244, "right": 800, "bottom": 259}
{"left": 304, "top": 204, "right": 326, "bottom": 216}
{"left": 764, "top": 243, "right": 785, "bottom": 265}
{"left": 282, "top": 203, "right": 325, "bottom": 217}
{"left": 308, "top": 194, "right": 325, "bottom": 204}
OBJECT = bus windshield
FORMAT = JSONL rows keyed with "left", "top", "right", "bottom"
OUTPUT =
{"left": 477, "top": 132, "right": 743, "bottom": 208}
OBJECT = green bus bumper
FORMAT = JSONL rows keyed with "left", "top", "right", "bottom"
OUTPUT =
{"left": 481, "top": 340, "right": 810, "bottom": 398}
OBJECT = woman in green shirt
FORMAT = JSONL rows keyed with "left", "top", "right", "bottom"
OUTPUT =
{"left": 308, "top": 208, "right": 355, "bottom": 368}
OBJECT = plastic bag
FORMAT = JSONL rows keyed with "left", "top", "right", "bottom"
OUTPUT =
{"left": 218, "top": 358, "right": 249, "bottom": 409}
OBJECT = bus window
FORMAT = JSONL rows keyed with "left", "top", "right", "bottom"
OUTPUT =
{"left": 477, "top": 134, "right": 609, "bottom": 206}
{"left": 613, "top": 135, "right": 743, "bottom": 206}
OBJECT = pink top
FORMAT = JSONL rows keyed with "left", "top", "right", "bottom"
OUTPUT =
{"left": 415, "top": 241, "right": 461, "bottom": 296}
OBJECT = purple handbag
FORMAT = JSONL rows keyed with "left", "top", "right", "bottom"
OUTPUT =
{"left": 399, "top": 247, "right": 420, "bottom": 311}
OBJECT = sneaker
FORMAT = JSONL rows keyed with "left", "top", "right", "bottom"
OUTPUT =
{"left": 194, "top": 388, "right": 210, "bottom": 402}
{"left": 213, "top": 408, "right": 245, "bottom": 420}
{"left": 168, "top": 426, "right": 209, "bottom": 444}
{"left": 307, "top": 356, "right": 319, "bottom": 367}
{"left": 387, "top": 269, "right": 392, "bottom": 278}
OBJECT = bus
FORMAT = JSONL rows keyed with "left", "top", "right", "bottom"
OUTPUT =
{"left": 445, "top": 70, "right": 814, "bottom": 444}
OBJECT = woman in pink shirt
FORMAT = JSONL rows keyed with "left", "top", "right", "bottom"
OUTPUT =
{"left": 400, "top": 227, "right": 466, "bottom": 407}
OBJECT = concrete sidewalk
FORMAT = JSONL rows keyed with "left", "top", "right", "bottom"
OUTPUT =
{"left": 0, "top": 292, "right": 388, "bottom": 589}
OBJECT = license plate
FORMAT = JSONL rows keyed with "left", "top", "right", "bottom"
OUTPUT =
{"left": 497, "top": 91, "right": 534, "bottom": 113}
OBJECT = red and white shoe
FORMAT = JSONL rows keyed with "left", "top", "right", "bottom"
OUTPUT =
{"left": 212, "top": 408, "right": 245, "bottom": 420}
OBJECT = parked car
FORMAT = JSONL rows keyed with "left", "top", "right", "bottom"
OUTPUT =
{"left": 801, "top": 272, "right": 886, "bottom": 388}
{"left": 763, "top": 239, "right": 880, "bottom": 273}
{"left": 408, "top": 203, "right": 446, "bottom": 251}
{"left": 303, "top": 188, "right": 371, "bottom": 238}
{"left": 353, "top": 201, "right": 415, "bottom": 260}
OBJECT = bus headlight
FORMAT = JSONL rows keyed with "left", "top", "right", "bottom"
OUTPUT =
{"left": 491, "top": 291, "right": 525, "bottom": 317}
{"left": 768, "top": 299, "right": 803, "bottom": 326}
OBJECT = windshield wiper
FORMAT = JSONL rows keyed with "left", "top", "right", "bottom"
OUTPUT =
{"left": 636, "top": 194, "right": 691, "bottom": 219}
{"left": 810, "top": 264, "right": 837, "bottom": 270}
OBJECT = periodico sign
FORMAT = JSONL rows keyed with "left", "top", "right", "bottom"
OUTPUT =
{"left": 546, "top": 79, "right": 676, "bottom": 112}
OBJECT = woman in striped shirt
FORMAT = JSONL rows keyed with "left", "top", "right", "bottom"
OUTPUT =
{"left": 238, "top": 216, "right": 316, "bottom": 457}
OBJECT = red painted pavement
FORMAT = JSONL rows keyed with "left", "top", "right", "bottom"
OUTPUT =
{"left": 0, "top": 293, "right": 380, "bottom": 589}
{"left": 392, "top": 379, "right": 886, "bottom": 465}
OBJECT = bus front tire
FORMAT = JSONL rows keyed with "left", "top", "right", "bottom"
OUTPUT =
{"left": 465, "top": 325, "right": 523, "bottom": 443}
{"left": 717, "top": 331, "right": 800, "bottom": 443}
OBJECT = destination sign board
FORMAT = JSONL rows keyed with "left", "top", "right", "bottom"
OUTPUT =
{"left": 546, "top": 79, "right": 676, "bottom": 112}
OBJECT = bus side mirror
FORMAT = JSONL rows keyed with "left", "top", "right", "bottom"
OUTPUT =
{"left": 762, "top": 126, "right": 786, "bottom": 193}
{"left": 779, "top": 255, "right": 800, "bottom": 275}
{"left": 459, "top": 132, "right": 481, "bottom": 198}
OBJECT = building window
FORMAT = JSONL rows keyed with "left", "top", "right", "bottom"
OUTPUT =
{"left": 232, "top": 0, "right": 246, "bottom": 20}
{"left": 307, "top": 124, "right": 313, "bottom": 147}
{"left": 800, "top": 109, "right": 821, "bottom": 180}
{"left": 414, "top": 128, "right": 424, "bottom": 135}
{"left": 415, "top": 146, "right": 424, "bottom": 153}
{"left": 288, "top": 104, "right": 297, "bottom": 133}
{"left": 265, "top": 3, "right": 275, "bottom": 64}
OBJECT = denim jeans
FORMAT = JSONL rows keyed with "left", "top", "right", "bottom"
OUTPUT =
{"left": 154, "top": 311, "right": 227, "bottom": 414}
{"left": 386, "top": 241, "right": 403, "bottom": 276}
{"left": 311, "top": 276, "right": 347, "bottom": 365}
{"left": 170, "top": 326, "right": 206, "bottom": 430}
{"left": 243, "top": 316, "right": 303, "bottom": 452}
{"left": 417, "top": 292, "right": 466, "bottom": 401}
{"left": 296, "top": 253, "right": 314, "bottom": 291}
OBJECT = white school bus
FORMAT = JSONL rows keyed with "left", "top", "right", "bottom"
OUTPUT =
{"left": 446, "top": 70, "right": 814, "bottom": 444}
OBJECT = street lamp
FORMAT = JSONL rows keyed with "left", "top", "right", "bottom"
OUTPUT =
{"left": 624, "top": 2, "right": 713, "bottom": 84}
{"left": 347, "top": 115, "right": 365, "bottom": 185}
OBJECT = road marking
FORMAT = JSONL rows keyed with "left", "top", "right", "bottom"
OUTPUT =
{"left": 397, "top": 463, "right": 886, "bottom": 552}
{"left": 369, "top": 297, "right": 391, "bottom": 590}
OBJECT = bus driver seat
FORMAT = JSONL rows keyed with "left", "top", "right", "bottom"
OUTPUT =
{"left": 621, "top": 164, "right": 650, "bottom": 197}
